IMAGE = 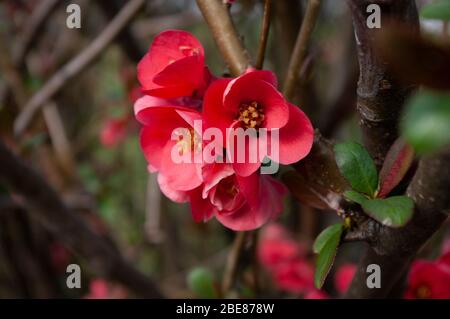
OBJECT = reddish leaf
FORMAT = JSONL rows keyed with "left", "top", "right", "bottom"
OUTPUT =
{"left": 378, "top": 138, "right": 415, "bottom": 198}
{"left": 374, "top": 25, "right": 450, "bottom": 90}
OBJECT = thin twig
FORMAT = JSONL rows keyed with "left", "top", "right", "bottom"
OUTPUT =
{"left": 443, "top": 21, "right": 449, "bottom": 40}
{"left": 12, "top": 0, "right": 60, "bottom": 67}
{"left": 255, "top": 0, "right": 272, "bottom": 70}
{"left": 250, "top": 230, "right": 260, "bottom": 294}
{"left": 144, "top": 174, "right": 164, "bottom": 244}
{"left": 282, "top": 0, "right": 321, "bottom": 101}
{"left": 0, "top": 141, "right": 163, "bottom": 298}
{"left": 196, "top": 0, "right": 250, "bottom": 76}
{"left": 0, "top": 31, "right": 75, "bottom": 180}
{"left": 42, "top": 102, "right": 75, "bottom": 177}
{"left": 221, "top": 231, "right": 247, "bottom": 294}
{"left": 14, "top": 0, "right": 145, "bottom": 136}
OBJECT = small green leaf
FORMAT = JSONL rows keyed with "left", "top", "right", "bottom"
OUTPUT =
{"left": 361, "top": 196, "right": 414, "bottom": 227}
{"left": 314, "top": 224, "right": 343, "bottom": 289}
{"left": 313, "top": 224, "right": 343, "bottom": 254}
{"left": 401, "top": 90, "right": 450, "bottom": 154}
{"left": 187, "top": 267, "right": 217, "bottom": 298}
{"left": 334, "top": 142, "right": 378, "bottom": 196}
{"left": 420, "top": 0, "right": 450, "bottom": 21}
{"left": 344, "top": 190, "right": 368, "bottom": 205}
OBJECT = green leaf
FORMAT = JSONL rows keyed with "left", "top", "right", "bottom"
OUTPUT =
{"left": 187, "top": 267, "right": 217, "bottom": 298}
{"left": 314, "top": 224, "right": 343, "bottom": 289}
{"left": 401, "top": 90, "right": 450, "bottom": 154}
{"left": 361, "top": 196, "right": 414, "bottom": 227}
{"left": 313, "top": 224, "right": 343, "bottom": 254}
{"left": 334, "top": 142, "right": 378, "bottom": 196}
{"left": 420, "top": 0, "right": 450, "bottom": 21}
{"left": 344, "top": 190, "right": 368, "bottom": 205}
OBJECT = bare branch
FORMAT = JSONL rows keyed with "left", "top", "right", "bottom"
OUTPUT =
{"left": 196, "top": 0, "right": 250, "bottom": 76}
{"left": 221, "top": 231, "right": 247, "bottom": 294}
{"left": 0, "top": 141, "right": 163, "bottom": 298}
{"left": 13, "top": 0, "right": 60, "bottom": 68}
{"left": 282, "top": 0, "right": 321, "bottom": 101}
{"left": 349, "top": 0, "right": 419, "bottom": 168}
{"left": 255, "top": 0, "right": 272, "bottom": 70}
{"left": 14, "top": 0, "right": 145, "bottom": 136}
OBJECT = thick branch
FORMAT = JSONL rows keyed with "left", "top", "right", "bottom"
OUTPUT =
{"left": 345, "top": 0, "right": 450, "bottom": 298}
{"left": 196, "top": 0, "right": 250, "bottom": 76}
{"left": 0, "top": 141, "right": 162, "bottom": 298}
{"left": 349, "top": 0, "right": 419, "bottom": 168}
{"left": 346, "top": 149, "right": 450, "bottom": 298}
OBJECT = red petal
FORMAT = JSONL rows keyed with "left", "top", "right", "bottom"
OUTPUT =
{"left": 224, "top": 79, "right": 289, "bottom": 129}
{"left": 215, "top": 175, "right": 286, "bottom": 231}
{"left": 203, "top": 78, "right": 235, "bottom": 144}
{"left": 274, "top": 103, "right": 314, "bottom": 165}
{"left": 157, "top": 173, "right": 189, "bottom": 203}
{"left": 159, "top": 141, "right": 203, "bottom": 191}
{"left": 189, "top": 187, "right": 216, "bottom": 222}
{"left": 137, "top": 30, "right": 205, "bottom": 97}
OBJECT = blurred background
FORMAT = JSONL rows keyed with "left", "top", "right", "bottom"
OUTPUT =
{"left": 0, "top": 0, "right": 448, "bottom": 299}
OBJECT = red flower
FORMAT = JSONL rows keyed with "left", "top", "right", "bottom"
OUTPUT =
{"left": 85, "top": 279, "right": 109, "bottom": 299}
{"left": 84, "top": 279, "right": 128, "bottom": 299}
{"left": 334, "top": 263, "right": 356, "bottom": 295}
{"left": 304, "top": 289, "right": 330, "bottom": 299}
{"left": 135, "top": 95, "right": 203, "bottom": 192}
{"left": 100, "top": 117, "right": 128, "bottom": 148}
{"left": 258, "top": 224, "right": 306, "bottom": 271}
{"left": 274, "top": 258, "right": 315, "bottom": 294}
{"left": 438, "top": 252, "right": 450, "bottom": 270}
{"left": 203, "top": 70, "right": 314, "bottom": 176}
{"left": 137, "top": 30, "right": 212, "bottom": 99}
{"left": 405, "top": 260, "right": 450, "bottom": 299}
{"left": 189, "top": 163, "right": 287, "bottom": 230}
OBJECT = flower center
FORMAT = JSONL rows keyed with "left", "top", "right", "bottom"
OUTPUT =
{"left": 174, "top": 128, "right": 201, "bottom": 156}
{"left": 416, "top": 285, "right": 431, "bottom": 299}
{"left": 237, "top": 101, "right": 265, "bottom": 129}
{"left": 219, "top": 176, "right": 238, "bottom": 197}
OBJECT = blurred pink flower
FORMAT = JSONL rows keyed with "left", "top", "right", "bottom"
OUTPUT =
{"left": 334, "top": 263, "right": 356, "bottom": 295}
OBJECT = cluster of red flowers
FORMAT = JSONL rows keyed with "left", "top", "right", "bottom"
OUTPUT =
{"left": 258, "top": 224, "right": 356, "bottom": 298}
{"left": 405, "top": 243, "right": 450, "bottom": 299}
{"left": 134, "top": 30, "right": 313, "bottom": 230}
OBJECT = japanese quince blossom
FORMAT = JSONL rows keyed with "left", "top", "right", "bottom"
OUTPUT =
{"left": 203, "top": 71, "right": 313, "bottom": 176}
{"left": 138, "top": 30, "right": 212, "bottom": 99}
{"left": 405, "top": 252, "right": 450, "bottom": 299}
{"left": 258, "top": 224, "right": 316, "bottom": 295}
{"left": 334, "top": 263, "right": 356, "bottom": 295}
{"left": 134, "top": 30, "right": 314, "bottom": 231}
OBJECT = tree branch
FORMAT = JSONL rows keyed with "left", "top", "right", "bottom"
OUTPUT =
{"left": 14, "top": 0, "right": 145, "bottom": 136}
{"left": 344, "top": 0, "right": 450, "bottom": 298}
{"left": 282, "top": 0, "right": 321, "bottom": 101}
{"left": 346, "top": 149, "right": 450, "bottom": 298}
{"left": 349, "top": 0, "right": 419, "bottom": 168}
{"left": 255, "top": 0, "right": 272, "bottom": 70}
{"left": 0, "top": 141, "right": 163, "bottom": 298}
{"left": 196, "top": 0, "right": 250, "bottom": 76}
